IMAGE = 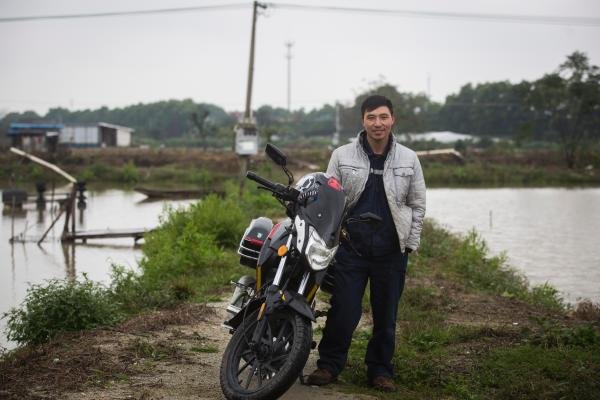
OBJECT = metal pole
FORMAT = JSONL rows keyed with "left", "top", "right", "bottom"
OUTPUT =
{"left": 244, "top": 1, "right": 267, "bottom": 119}
{"left": 285, "top": 41, "right": 293, "bottom": 113}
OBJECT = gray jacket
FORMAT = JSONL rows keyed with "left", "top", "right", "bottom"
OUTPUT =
{"left": 326, "top": 132, "right": 426, "bottom": 252}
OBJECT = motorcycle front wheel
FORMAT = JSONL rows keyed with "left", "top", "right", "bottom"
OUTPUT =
{"left": 219, "top": 308, "right": 312, "bottom": 400}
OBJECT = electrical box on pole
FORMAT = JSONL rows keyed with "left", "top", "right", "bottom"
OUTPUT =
{"left": 235, "top": 119, "right": 258, "bottom": 156}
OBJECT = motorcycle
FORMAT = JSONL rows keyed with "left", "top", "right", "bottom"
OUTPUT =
{"left": 219, "top": 143, "right": 348, "bottom": 400}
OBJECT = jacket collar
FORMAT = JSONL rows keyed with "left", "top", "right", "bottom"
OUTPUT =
{"left": 356, "top": 130, "right": 396, "bottom": 157}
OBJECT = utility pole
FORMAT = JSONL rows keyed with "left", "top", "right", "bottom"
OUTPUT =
{"left": 427, "top": 73, "right": 431, "bottom": 98}
{"left": 237, "top": 1, "right": 267, "bottom": 193}
{"left": 285, "top": 41, "right": 294, "bottom": 113}
{"left": 425, "top": 73, "right": 431, "bottom": 112}
{"left": 332, "top": 103, "right": 340, "bottom": 147}
{"left": 244, "top": 1, "right": 267, "bottom": 120}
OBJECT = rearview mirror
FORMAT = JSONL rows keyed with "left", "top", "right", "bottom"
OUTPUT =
{"left": 265, "top": 143, "right": 287, "bottom": 167}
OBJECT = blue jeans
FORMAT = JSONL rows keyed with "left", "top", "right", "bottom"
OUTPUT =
{"left": 317, "top": 245, "right": 408, "bottom": 380}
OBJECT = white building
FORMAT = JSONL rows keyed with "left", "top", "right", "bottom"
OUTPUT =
{"left": 60, "top": 122, "right": 133, "bottom": 147}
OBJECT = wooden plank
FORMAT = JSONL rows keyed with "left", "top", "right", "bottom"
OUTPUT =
{"left": 9, "top": 147, "right": 77, "bottom": 183}
{"left": 416, "top": 148, "right": 465, "bottom": 162}
{"left": 62, "top": 228, "right": 153, "bottom": 242}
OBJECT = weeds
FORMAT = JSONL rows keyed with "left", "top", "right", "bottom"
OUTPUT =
{"left": 415, "top": 221, "right": 565, "bottom": 310}
{"left": 526, "top": 318, "right": 600, "bottom": 348}
{"left": 474, "top": 344, "right": 600, "bottom": 399}
{"left": 574, "top": 300, "right": 600, "bottom": 322}
{"left": 128, "top": 338, "right": 185, "bottom": 361}
{"left": 2, "top": 276, "right": 122, "bottom": 346}
{"left": 190, "top": 345, "right": 218, "bottom": 353}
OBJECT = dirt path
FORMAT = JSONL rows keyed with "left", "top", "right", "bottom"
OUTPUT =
{"left": 32, "top": 301, "right": 374, "bottom": 400}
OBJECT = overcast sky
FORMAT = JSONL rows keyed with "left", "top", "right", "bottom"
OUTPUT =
{"left": 1, "top": 0, "right": 599, "bottom": 115}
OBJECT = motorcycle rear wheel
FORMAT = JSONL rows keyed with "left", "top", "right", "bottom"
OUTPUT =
{"left": 220, "top": 308, "right": 312, "bottom": 400}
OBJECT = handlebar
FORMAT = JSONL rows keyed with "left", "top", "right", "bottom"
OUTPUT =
{"left": 246, "top": 171, "right": 278, "bottom": 191}
{"left": 246, "top": 171, "right": 300, "bottom": 202}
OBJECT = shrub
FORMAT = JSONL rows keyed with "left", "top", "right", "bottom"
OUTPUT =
{"left": 109, "top": 265, "right": 187, "bottom": 315}
{"left": 121, "top": 160, "right": 140, "bottom": 183}
{"left": 139, "top": 195, "right": 246, "bottom": 285}
{"left": 2, "top": 276, "right": 122, "bottom": 346}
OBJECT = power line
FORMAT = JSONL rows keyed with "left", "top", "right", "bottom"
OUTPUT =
{"left": 272, "top": 3, "right": 600, "bottom": 27}
{"left": 0, "top": 2, "right": 599, "bottom": 26}
{"left": 0, "top": 3, "right": 248, "bottom": 23}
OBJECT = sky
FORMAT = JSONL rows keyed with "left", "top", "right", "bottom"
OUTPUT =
{"left": 1, "top": 0, "right": 599, "bottom": 116}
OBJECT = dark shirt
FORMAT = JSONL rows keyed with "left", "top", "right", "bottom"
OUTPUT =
{"left": 344, "top": 134, "right": 400, "bottom": 258}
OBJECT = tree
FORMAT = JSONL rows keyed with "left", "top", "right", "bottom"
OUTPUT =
{"left": 340, "top": 84, "right": 439, "bottom": 139}
{"left": 529, "top": 52, "right": 600, "bottom": 168}
{"left": 191, "top": 107, "right": 210, "bottom": 150}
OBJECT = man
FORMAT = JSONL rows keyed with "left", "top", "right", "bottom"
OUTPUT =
{"left": 307, "top": 94, "right": 426, "bottom": 392}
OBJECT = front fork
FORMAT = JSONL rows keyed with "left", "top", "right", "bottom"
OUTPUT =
{"left": 250, "top": 233, "right": 292, "bottom": 347}
{"left": 250, "top": 234, "right": 312, "bottom": 347}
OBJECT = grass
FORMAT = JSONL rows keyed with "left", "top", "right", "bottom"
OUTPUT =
{"left": 335, "top": 221, "right": 599, "bottom": 399}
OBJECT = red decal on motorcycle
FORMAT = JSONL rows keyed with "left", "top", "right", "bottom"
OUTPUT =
{"left": 327, "top": 177, "right": 342, "bottom": 191}
{"left": 268, "top": 222, "right": 281, "bottom": 239}
{"left": 244, "top": 236, "right": 264, "bottom": 247}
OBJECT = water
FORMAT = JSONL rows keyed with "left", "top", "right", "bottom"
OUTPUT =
{"left": 0, "top": 187, "right": 194, "bottom": 350}
{"left": 426, "top": 188, "right": 600, "bottom": 305}
{"left": 1, "top": 186, "right": 599, "bottom": 350}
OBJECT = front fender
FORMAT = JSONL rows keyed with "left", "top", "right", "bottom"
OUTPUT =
{"left": 282, "top": 290, "right": 315, "bottom": 322}
{"left": 224, "top": 290, "right": 315, "bottom": 333}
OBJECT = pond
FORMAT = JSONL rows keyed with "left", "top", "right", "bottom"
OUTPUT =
{"left": 1, "top": 187, "right": 194, "bottom": 350}
{"left": 426, "top": 187, "right": 600, "bottom": 305}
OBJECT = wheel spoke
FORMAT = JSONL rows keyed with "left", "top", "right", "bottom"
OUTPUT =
{"left": 257, "top": 364, "right": 263, "bottom": 386}
{"left": 276, "top": 322, "right": 287, "bottom": 340}
{"left": 270, "top": 353, "right": 289, "bottom": 363}
{"left": 237, "top": 358, "right": 253, "bottom": 377}
{"left": 273, "top": 323, "right": 293, "bottom": 353}
{"left": 237, "top": 348, "right": 257, "bottom": 377}
{"left": 243, "top": 367, "right": 255, "bottom": 390}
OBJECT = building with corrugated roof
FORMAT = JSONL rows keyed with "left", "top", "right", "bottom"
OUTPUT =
{"left": 7, "top": 122, "right": 133, "bottom": 151}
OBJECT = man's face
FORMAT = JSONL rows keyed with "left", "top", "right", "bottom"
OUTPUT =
{"left": 362, "top": 106, "right": 395, "bottom": 143}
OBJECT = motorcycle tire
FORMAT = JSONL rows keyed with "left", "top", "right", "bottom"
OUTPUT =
{"left": 220, "top": 308, "right": 312, "bottom": 400}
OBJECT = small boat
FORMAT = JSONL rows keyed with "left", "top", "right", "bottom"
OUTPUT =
{"left": 134, "top": 187, "right": 221, "bottom": 199}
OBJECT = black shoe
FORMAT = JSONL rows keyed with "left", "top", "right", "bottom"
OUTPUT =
{"left": 306, "top": 368, "right": 337, "bottom": 386}
{"left": 371, "top": 376, "right": 396, "bottom": 392}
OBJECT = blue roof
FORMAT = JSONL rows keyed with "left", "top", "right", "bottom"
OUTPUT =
{"left": 8, "top": 122, "right": 64, "bottom": 135}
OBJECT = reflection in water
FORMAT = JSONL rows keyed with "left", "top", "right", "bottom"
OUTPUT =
{"left": 10, "top": 243, "right": 16, "bottom": 305}
{"left": 2, "top": 207, "right": 27, "bottom": 218}
{"left": 56, "top": 242, "right": 141, "bottom": 281}
{"left": 61, "top": 244, "right": 76, "bottom": 280}
{"left": 37, "top": 209, "right": 45, "bottom": 225}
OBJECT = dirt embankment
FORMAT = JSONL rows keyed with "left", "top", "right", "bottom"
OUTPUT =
{"left": 1, "top": 299, "right": 377, "bottom": 400}
{"left": 2, "top": 147, "right": 330, "bottom": 172}
{"left": 3, "top": 275, "right": 593, "bottom": 400}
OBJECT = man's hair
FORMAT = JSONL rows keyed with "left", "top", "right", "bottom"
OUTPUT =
{"left": 360, "top": 95, "right": 394, "bottom": 117}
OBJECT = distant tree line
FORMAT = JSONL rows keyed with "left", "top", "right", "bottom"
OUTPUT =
{"left": 1, "top": 52, "right": 598, "bottom": 167}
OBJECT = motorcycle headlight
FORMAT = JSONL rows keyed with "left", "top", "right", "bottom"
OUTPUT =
{"left": 305, "top": 226, "right": 338, "bottom": 271}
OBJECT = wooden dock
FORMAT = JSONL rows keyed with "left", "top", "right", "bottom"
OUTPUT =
{"left": 62, "top": 228, "right": 153, "bottom": 244}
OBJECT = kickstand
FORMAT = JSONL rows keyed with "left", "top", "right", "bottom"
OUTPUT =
{"left": 298, "top": 373, "right": 308, "bottom": 385}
